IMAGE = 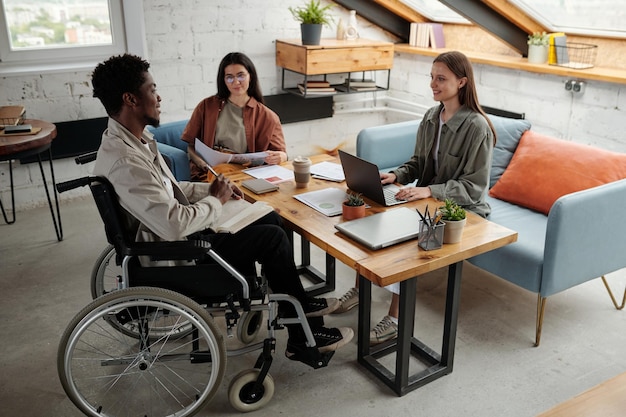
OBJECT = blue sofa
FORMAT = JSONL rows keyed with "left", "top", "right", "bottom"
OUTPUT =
{"left": 148, "top": 120, "right": 190, "bottom": 181}
{"left": 356, "top": 114, "right": 626, "bottom": 346}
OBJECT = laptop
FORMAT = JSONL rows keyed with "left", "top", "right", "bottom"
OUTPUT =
{"left": 334, "top": 207, "right": 422, "bottom": 250}
{"left": 338, "top": 149, "right": 407, "bottom": 207}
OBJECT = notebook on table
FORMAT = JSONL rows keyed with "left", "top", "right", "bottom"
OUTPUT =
{"left": 334, "top": 207, "right": 422, "bottom": 250}
{"left": 338, "top": 149, "right": 407, "bottom": 207}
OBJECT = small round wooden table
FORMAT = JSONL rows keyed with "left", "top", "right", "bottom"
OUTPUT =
{"left": 0, "top": 119, "right": 63, "bottom": 241}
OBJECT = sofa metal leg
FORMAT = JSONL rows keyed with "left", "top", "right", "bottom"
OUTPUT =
{"left": 601, "top": 275, "right": 626, "bottom": 310}
{"left": 535, "top": 295, "right": 547, "bottom": 347}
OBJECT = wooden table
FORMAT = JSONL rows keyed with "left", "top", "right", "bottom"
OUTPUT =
{"left": 0, "top": 119, "right": 62, "bottom": 241}
{"left": 224, "top": 155, "right": 517, "bottom": 395}
{"left": 536, "top": 372, "right": 626, "bottom": 417}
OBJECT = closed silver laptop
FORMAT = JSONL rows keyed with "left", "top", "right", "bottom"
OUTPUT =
{"left": 334, "top": 207, "right": 422, "bottom": 250}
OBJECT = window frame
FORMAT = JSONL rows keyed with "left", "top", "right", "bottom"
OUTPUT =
{"left": 0, "top": 0, "right": 146, "bottom": 76}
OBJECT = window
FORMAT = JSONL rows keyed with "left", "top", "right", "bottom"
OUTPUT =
{"left": 0, "top": 0, "right": 145, "bottom": 75}
{"left": 399, "top": 0, "right": 470, "bottom": 24}
{"left": 512, "top": 0, "right": 626, "bottom": 38}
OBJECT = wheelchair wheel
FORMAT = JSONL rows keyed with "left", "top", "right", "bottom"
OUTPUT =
{"left": 58, "top": 287, "right": 226, "bottom": 417}
{"left": 91, "top": 245, "right": 195, "bottom": 340}
{"left": 237, "top": 310, "right": 263, "bottom": 344}
{"left": 90, "top": 245, "right": 121, "bottom": 299}
{"left": 228, "top": 369, "right": 275, "bottom": 412}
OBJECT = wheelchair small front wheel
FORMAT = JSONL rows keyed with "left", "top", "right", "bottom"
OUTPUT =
{"left": 58, "top": 287, "right": 226, "bottom": 417}
{"left": 237, "top": 310, "right": 263, "bottom": 344}
{"left": 228, "top": 369, "right": 275, "bottom": 412}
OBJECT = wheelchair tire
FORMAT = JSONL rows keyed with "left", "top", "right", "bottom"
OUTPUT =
{"left": 228, "top": 369, "right": 275, "bottom": 412}
{"left": 237, "top": 310, "right": 263, "bottom": 344}
{"left": 90, "top": 245, "right": 195, "bottom": 340}
{"left": 58, "top": 286, "right": 226, "bottom": 417}
{"left": 90, "top": 244, "right": 121, "bottom": 299}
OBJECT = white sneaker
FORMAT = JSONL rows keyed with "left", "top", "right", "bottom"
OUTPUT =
{"left": 332, "top": 287, "right": 359, "bottom": 314}
{"left": 369, "top": 315, "right": 398, "bottom": 345}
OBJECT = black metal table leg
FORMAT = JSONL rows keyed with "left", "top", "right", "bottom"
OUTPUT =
{"left": 0, "top": 144, "right": 63, "bottom": 241}
{"left": 290, "top": 230, "right": 336, "bottom": 296}
{"left": 357, "top": 261, "right": 464, "bottom": 396}
{"left": 0, "top": 159, "right": 15, "bottom": 224}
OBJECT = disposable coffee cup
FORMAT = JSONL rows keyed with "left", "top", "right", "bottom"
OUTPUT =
{"left": 293, "top": 156, "right": 312, "bottom": 188}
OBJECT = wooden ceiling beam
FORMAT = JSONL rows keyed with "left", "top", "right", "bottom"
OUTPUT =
{"left": 480, "top": 0, "right": 546, "bottom": 34}
{"left": 373, "top": 0, "right": 427, "bottom": 23}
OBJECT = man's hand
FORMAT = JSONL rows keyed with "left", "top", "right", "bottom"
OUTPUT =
{"left": 209, "top": 175, "right": 234, "bottom": 204}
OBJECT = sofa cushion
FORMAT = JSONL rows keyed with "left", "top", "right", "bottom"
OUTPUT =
{"left": 468, "top": 196, "right": 546, "bottom": 293}
{"left": 487, "top": 114, "right": 531, "bottom": 188}
{"left": 489, "top": 130, "right": 626, "bottom": 215}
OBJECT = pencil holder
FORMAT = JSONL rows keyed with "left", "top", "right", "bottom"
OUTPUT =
{"left": 417, "top": 221, "right": 444, "bottom": 251}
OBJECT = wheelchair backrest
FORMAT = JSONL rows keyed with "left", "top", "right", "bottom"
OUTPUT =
{"left": 89, "top": 177, "right": 136, "bottom": 261}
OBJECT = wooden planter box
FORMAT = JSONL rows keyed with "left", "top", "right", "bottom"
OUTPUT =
{"left": 276, "top": 38, "right": 394, "bottom": 75}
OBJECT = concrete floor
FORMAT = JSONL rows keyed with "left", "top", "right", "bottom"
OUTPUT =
{"left": 2, "top": 196, "right": 626, "bottom": 417}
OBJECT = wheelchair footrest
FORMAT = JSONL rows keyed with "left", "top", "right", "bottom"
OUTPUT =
{"left": 285, "top": 346, "right": 335, "bottom": 369}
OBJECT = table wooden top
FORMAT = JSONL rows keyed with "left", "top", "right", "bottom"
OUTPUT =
{"left": 0, "top": 119, "right": 57, "bottom": 156}
{"left": 223, "top": 154, "right": 518, "bottom": 287}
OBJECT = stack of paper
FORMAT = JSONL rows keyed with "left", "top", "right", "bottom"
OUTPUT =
{"left": 294, "top": 188, "right": 348, "bottom": 217}
{"left": 243, "top": 164, "right": 294, "bottom": 184}
{"left": 310, "top": 161, "right": 345, "bottom": 182}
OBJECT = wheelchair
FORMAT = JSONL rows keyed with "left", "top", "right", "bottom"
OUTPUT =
{"left": 56, "top": 172, "right": 336, "bottom": 417}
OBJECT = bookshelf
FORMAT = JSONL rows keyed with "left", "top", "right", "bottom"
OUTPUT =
{"left": 275, "top": 38, "right": 394, "bottom": 97}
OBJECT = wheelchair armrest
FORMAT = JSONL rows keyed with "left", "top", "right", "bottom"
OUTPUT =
{"left": 121, "top": 240, "right": 212, "bottom": 262}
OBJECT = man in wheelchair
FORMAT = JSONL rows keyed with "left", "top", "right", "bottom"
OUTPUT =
{"left": 90, "top": 53, "right": 353, "bottom": 361}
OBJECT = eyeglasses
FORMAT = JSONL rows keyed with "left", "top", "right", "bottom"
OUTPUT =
{"left": 224, "top": 73, "right": 248, "bottom": 84}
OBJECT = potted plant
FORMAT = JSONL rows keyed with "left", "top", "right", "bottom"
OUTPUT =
{"left": 342, "top": 191, "right": 365, "bottom": 220}
{"left": 438, "top": 198, "right": 466, "bottom": 244}
{"left": 527, "top": 31, "right": 549, "bottom": 64}
{"left": 288, "top": 0, "right": 334, "bottom": 46}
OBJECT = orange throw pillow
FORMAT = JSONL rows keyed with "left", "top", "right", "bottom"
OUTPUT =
{"left": 489, "top": 131, "right": 626, "bottom": 215}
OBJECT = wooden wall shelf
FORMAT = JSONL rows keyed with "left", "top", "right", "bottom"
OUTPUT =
{"left": 394, "top": 44, "right": 626, "bottom": 85}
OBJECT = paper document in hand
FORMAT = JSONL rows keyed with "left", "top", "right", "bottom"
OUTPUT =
{"left": 194, "top": 138, "right": 268, "bottom": 166}
{"left": 310, "top": 161, "right": 345, "bottom": 182}
{"left": 294, "top": 188, "right": 348, "bottom": 216}
{"left": 213, "top": 199, "right": 274, "bottom": 233}
{"left": 243, "top": 164, "right": 294, "bottom": 184}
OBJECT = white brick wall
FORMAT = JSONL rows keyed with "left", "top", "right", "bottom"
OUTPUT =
{"left": 1, "top": 0, "right": 625, "bottom": 211}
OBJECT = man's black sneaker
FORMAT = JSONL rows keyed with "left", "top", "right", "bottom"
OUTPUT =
{"left": 304, "top": 297, "right": 340, "bottom": 317}
{"left": 285, "top": 326, "right": 354, "bottom": 357}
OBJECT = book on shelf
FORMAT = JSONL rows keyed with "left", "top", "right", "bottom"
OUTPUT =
{"left": 408, "top": 23, "right": 445, "bottom": 49}
{"left": 297, "top": 84, "right": 337, "bottom": 95}
{"left": 302, "top": 80, "right": 331, "bottom": 88}
{"left": 212, "top": 199, "right": 274, "bottom": 234}
{"left": 344, "top": 79, "right": 377, "bottom": 88}
{"left": 548, "top": 32, "right": 566, "bottom": 64}
{"left": 0, "top": 105, "right": 25, "bottom": 126}
{"left": 348, "top": 86, "right": 379, "bottom": 92}
{"left": 429, "top": 23, "right": 445, "bottom": 48}
{"left": 552, "top": 34, "right": 569, "bottom": 65}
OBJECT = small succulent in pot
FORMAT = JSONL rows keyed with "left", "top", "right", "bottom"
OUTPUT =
{"left": 345, "top": 191, "right": 364, "bottom": 206}
{"left": 527, "top": 31, "right": 549, "bottom": 46}
{"left": 438, "top": 198, "right": 466, "bottom": 221}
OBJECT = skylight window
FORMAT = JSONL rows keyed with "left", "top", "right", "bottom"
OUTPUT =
{"left": 399, "top": 0, "right": 470, "bottom": 24}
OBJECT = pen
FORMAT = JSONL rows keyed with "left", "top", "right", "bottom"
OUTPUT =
{"left": 206, "top": 164, "right": 238, "bottom": 198}
{"left": 205, "top": 164, "right": 220, "bottom": 179}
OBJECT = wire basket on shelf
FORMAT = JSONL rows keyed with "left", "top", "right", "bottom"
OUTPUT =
{"left": 550, "top": 42, "right": 597, "bottom": 69}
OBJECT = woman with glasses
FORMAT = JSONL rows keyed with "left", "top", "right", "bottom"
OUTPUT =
{"left": 182, "top": 52, "right": 287, "bottom": 181}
